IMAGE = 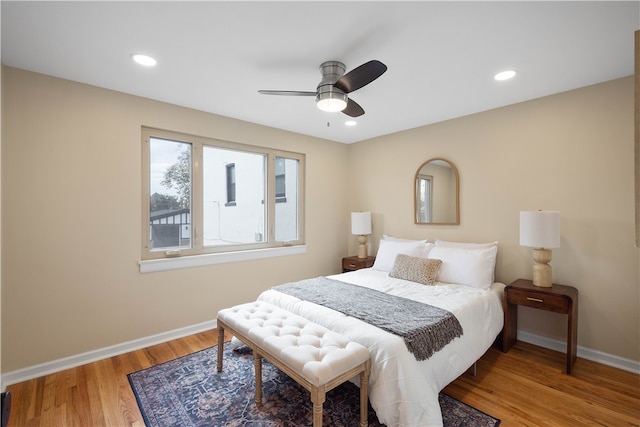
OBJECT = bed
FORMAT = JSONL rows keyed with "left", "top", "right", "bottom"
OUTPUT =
{"left": 256, "top": 238, "right": 504, "bottom": 427}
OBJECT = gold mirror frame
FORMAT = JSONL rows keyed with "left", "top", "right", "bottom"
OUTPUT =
{"left": 414, "top": 158, "right": 460, "bottom": 225}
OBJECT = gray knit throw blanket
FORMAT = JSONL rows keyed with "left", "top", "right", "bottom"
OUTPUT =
{"left": 273, "top": 277, "right": 463, "bottom": 361}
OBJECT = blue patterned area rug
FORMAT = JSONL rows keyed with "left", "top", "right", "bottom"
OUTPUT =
{"left": 128, "top": 343, "right": 500, "bottom": 427}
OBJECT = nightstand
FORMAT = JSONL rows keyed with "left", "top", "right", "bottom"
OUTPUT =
{"left": 503, "top": 278, "right": 579, "bottom": 373}
{"left": 342, "top": 255, "right": 375, "bottom": 272}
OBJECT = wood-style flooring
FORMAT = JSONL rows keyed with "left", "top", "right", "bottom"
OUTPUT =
{"left": 5, "top": 329, "right": 640, "bottom": 426}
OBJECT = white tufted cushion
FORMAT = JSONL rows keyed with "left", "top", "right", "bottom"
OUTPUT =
{"left": 218, "top": 301, "right": 369, "bottom": 386}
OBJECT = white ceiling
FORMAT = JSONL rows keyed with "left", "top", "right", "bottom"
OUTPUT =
{"left": 2, "top": 1, "right": 638, "bottom": 144}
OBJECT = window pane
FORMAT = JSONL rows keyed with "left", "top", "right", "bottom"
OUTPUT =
{"left": 275, "top": 156, "right": 299, "bottom": 242}
{"left": 226, "top": 163, "right": 236, "bottom": 204}
{"left": 203, "top": 147, "right": 266, "bottom": 246}
{"left": 149, "top": 138, "right": 192, "bottom": 251}
{"left": 417, "top": 175, "right": 432, "bottom": 223}
{"left": 275, "top": 157, "right": 286, "bottom": 201}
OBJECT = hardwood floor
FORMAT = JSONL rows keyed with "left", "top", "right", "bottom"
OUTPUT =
{"left": 444, "top": 342, "right": 639, "bottom": 426}
{"left": 5, "top": 330, "right": 639, "bottom": 426}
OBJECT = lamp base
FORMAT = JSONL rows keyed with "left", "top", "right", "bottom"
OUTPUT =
{"left": 532, "top": 248, "right": 553, "bottom": 287}
{"left": 357, "top": 235, "right": 368, "bottom": 259}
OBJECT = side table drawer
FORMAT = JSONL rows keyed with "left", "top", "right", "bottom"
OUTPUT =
{"left": 507, "top": 288, "right": 569, "bottom": 313}
{"left": 342, "top": 258, "right": 363, "bottom": 271}
{"left": 342, "top": 256, "right": 374, "bottom": 271}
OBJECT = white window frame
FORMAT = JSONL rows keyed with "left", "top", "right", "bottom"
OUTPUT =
{"left": 140, "top": 127, "right": 305, "bottom": 272}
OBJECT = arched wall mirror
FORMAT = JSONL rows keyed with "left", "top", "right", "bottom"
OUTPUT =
{"left": 414, "top": 158, "right": 460, "bottom": 225}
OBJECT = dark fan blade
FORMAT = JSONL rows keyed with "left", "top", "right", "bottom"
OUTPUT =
{"left": 342, "top": 98, "right": 364, "bottom": 117}
{"left": 258, "top": 90, "right": 316, "bottom": 96}
{"left": 334, "top": 60, "right": 387, "bottom": 93}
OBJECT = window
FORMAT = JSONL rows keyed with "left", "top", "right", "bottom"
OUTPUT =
{"left": 148, "top": 137, "right": 192, "bottom": 250}
{"left": 142, "top": 127, "right": 305, "bottom": 261}
{"left": 416, "top": 174, "right": 433, "bottom": 223}
{"left": 225, "top": 163, "right": 236, "bottom": 206}
{"left": 275, "top": 156, "right": 286, "bottom": 202}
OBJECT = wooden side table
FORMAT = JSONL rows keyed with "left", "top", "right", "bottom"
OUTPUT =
{"left": 503, "top": 278, "right": 579, "bottom": 374}
{"left": 342, "top": 256, "right": 375, "bottom": 272}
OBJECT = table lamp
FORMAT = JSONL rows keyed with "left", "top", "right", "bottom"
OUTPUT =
{"left": 520, "top": 210, "right": 560, "bottom": 287}
{"left": 351, "top": 212, "right": 372, "bottom": 259}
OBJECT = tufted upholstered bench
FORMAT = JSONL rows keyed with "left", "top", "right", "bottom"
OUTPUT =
{"left": 217, "top": 301, "right": 371, "bottom": 427}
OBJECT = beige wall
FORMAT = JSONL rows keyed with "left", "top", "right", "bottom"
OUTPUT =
{"left": 2, "top": 66, "right": 638, "bottom": 374}
{"left": 1, "top": 67, "right": 349, "bottom": 372}
{"left": 0, "top": 58, "right": 3, "bottom": 387}
{"left": 347, "top": 76, "right": 639, "bottom": 361}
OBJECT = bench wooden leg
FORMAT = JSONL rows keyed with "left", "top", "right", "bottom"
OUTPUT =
{"left": 310, "top": 388, "right": 325, "bottom": 427}
{"left": 360, "top": 360, "right": 371, "bottom": 427}
{"left": 254, "top": 352, "right": 263, "bottom": 407}
{"left": 313, "top": 401, "right": 323, "bottom": 427}
{"left": 217, "top": 324, "right": 225, "bottom": 373}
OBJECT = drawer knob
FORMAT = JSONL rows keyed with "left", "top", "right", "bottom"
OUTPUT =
{"left": 349, "top": 263, "right": 357, "bottom": 268}
{"left": 526, "top": 297, "right": 544, "bottom": 303}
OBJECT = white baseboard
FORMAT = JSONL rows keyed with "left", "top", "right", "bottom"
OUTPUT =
{"left": 2, "top": 323, "right": 638, "bottom": 390}
{"left": 1, "top": 319, "right": 218, "bottom": 389}
{"left": 518, "top": 330, "right": 640, "bottom": 374}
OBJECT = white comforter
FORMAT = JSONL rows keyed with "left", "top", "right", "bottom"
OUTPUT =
{"left": 257, "top": 268, "right": 504, "bottom": 427}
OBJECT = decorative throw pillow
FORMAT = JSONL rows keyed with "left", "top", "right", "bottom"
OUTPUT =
{"left": 389, "top": 254, "right": 443, "bottom": 285}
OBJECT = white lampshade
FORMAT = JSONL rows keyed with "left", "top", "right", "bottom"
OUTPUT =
{"left": 520, "top": 211, "right": 561, "bottom": 248}
{"left": 316, "top": 92, "right": 347, "bottom": 112}
{"left": 351, "top": 212, "right": 372, "bottom": 235}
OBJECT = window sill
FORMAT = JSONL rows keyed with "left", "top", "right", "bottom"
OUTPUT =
{"left": 138, "top": 245, "right": 306, "bottom": 273}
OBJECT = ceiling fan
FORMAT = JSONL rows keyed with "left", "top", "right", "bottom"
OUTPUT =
{"left": 258, "top": 60, "right": 387, "bottom": 117}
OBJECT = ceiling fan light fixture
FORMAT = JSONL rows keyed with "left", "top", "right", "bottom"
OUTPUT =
{"left": 258, "top": 59, "right": 386, "bottom": 117}
{"left": 316, "top": 91, "right": 348, "bottom": 112}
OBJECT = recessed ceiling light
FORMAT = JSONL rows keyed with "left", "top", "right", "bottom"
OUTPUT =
{"left": 345, "top": 120, "right": 357, "bottom": 127}
{"left": 131, "top": 53, "right": 157, "bottom": 67}
{"left": 494, "top": 70, "right": 517, "bottom": 81}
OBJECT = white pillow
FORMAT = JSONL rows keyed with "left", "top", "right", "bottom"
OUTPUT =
{"left": 428, "top": 245, "right": 498, "bottom": 289}
{"left": 381, "top": 235, "right": 434, "bottom": 257}
{"left": 435, "top": 240, "right": 498, "bottom": 249}
{"left": 372, "top": 239, "right": 432, "bottom": 272}
{"left": 383, "top": 234, "right": 429, "bottom": 243}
